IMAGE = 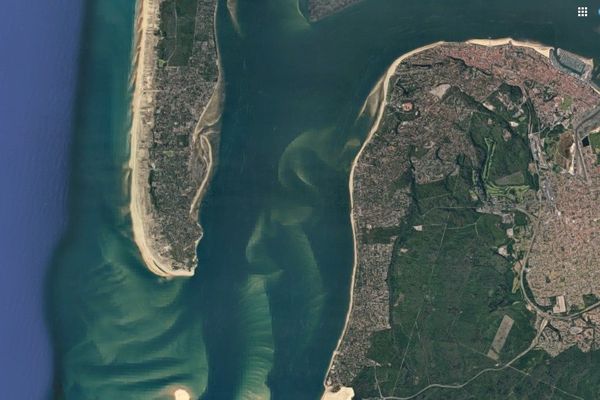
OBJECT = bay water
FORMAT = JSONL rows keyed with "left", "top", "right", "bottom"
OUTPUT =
{"left": 49, "top": 0, "right": 600, "bottom": 399}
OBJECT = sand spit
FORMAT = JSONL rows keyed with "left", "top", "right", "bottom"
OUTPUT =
{"left": 129, "top": 0, "right": 222, "bottom": 277}
{"left": 321, "top": 37, "right": 566, "bottom": 399}
{"left": 130, "top": 0, "right": 181, "bottom": 277}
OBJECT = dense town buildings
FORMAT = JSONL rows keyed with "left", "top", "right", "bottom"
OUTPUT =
{"left": 326, "top": 41, "right": 600, "bottom": 396}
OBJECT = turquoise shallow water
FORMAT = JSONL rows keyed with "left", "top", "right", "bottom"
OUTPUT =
{"left": 50, "top": 0, "right": 600, "bottom": 399}
{"left": 48, "top": 2, "right": 207, "bottom": 398}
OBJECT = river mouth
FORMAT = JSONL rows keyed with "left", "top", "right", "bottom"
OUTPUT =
{"left": 48, "top": 0, "right": 600, "bottom": 399}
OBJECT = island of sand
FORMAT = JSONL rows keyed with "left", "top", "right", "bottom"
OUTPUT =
{"left": 130, "top": 0, "right": 222, "bottom": 277}
{"left": 305, "top": 0, "right": 364, "bottom": 21}
{"left": 324, "top": 40, "right": 600, "bottom": 399}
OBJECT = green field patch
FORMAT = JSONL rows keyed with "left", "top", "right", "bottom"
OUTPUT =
{"left": 540, "top": 123, "right": 565, "bottom": 162}
{"left": 514, "top": 210, "right": 530, "bottom": 227}
{"left": 560, "top": 95, "right": 573, "bottom": 111}
{"left": 495, "top": 171, "right": 525, "bottom": 186}
{"left": 589, "top": 132, "right": 600, "bottom": 153}
{"left": 468, "top": 112, "right": 533, "bottom": 196}
{"left": 392, "top": 169, "right": 412, "bottom": 192}
{"left": 583, "top": 294, "right": 600, "bottom": 307}
{"left": 364, "top": 226, "right": 404, "bottom": 244}
{"left": 158, "top": 0, "right": 198, "bottom": 66}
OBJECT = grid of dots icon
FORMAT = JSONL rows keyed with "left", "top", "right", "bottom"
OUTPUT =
{"left": 577, "top": 6, "right": 588, "bottom": 17}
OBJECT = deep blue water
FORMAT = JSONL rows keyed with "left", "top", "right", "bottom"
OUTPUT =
{"left": 0, "top": 0, "right": 82, "bottom": 397}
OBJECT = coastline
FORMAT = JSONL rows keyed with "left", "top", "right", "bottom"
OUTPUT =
{"left": 189, "top": 1, "right": 226, "bottom": 220}
{"left": 129, "top": 0, "right": 223, "bottom": 278}
{"left": 188, "top": 0, "right": 226, "bottom": 262}
{"left": 321, "top": 37, "right": 557, "bottom": 399}
{"left": 467, "top": 38, "right": 552, "bottom": 58}
{"left": 129, "top": 0, "right": 186, "bottom": 277}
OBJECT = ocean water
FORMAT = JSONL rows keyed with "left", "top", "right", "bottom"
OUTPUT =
{"left": 48, "top": 1, "right": 208, "bottom": 399}
{"left": 0, "top": 0, "right": 82, "bottom": 398}
{"left": 49, "top": 0, "right": 600, "bottom": 399}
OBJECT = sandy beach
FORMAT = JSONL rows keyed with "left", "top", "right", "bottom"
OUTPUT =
{"left": 322, "top": 40, "right": 445, "bottom": 400}
{"left": 467, "top": 38, "right": 553, "bottom": 58}
{"left": 129, "top": 0, "right": 194, "bottom": 277}
{"left": 129, "top": 0, "right": 223, "bottom": 278}
{"left": 321, "top": 37, "right": 561, "bottom": 400}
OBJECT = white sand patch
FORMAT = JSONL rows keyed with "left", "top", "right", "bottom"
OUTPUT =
{"left": 321, "top": 386, "right": 355, "bottom": 400}
{"left": 174, "top": 388, "right": 191, "bottom": 400}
